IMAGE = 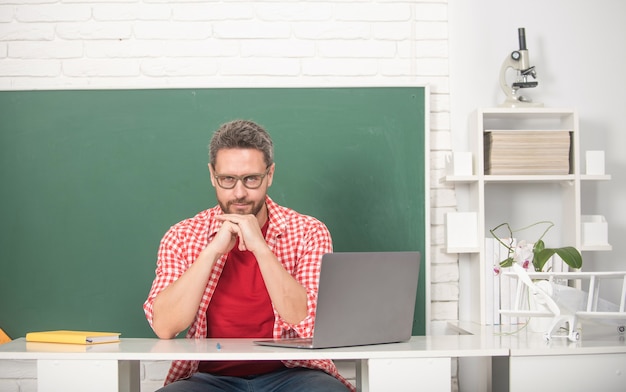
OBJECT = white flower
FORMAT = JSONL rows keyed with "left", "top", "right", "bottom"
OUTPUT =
{"left": 513, "top": 240, "right": 534, "bottom": 269}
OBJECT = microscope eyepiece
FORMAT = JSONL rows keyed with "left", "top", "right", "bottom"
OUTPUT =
{"left": 518, "top": 27, "right": 527, "bottom": 51}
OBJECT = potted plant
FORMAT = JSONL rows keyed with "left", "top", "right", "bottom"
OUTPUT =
{"left": 490, "top": 221, "right": 584, "bottom": 339}
{"left": 490, "top": 221, "right": 582, "bottom": 272}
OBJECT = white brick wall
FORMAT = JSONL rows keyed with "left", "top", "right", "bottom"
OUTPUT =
{"left": 0, "top": 0, "right": 459, "bottom": 390}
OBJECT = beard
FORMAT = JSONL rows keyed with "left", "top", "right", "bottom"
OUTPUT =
{"left": 220, "top": 197, "right": 265, "bottom": 217}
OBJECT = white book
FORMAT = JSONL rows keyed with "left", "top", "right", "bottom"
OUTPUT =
{"left": 493, "top": 240, "right": 501, "bottom": 325}
{"left": 500, "top": 272, "right": 511, "bottom": 325}
{"left": 484, "top": 238, "right": 495, "bottom": 325}
{"left": 508, "top": 270, "right": 519, "bottom": 325}
{"left": 498, "top": 238, "right": 516, "bottom": 325}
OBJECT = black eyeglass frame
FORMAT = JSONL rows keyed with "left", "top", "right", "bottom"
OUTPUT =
{"left": 213, "top": 167, "right": 271, "bottom": 190}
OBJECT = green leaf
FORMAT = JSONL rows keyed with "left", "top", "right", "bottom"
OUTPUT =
{"left": 555, "top": 247, "right": 583, "bottom": 269}
{"left": 534, "top": 248, "right": 556, "bottom": 272}
{"left": 499, "top": 257, "right": 515, "bottom": 268}
{"left": 535, "top": 246, "right": 583, "bottom": 271}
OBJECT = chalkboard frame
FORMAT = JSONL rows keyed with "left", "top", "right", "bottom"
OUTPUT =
{"left": 0, "top": 87, "right": 427, "bottom": 338}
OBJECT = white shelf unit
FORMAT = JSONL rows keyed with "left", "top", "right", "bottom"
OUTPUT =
{"left": 446, "top": 108, "right": 612, "bottom": 325}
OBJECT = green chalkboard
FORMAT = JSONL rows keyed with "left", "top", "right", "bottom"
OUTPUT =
{"left": 0, "top": 87, "right": 426, "bottom": 338}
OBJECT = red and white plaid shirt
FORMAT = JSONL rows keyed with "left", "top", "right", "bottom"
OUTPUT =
{"left": 144, "top": 196, "right": 354, "bottom": 390}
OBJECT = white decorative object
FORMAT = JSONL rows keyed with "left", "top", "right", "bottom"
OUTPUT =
{"left": 582, "top": 215, "right": 609, "bottom": 245}
{"left": 445, "top": 212, "right": 478, "bottom": 251}
{"left": 511, "top": 264, "right": 582, "bottom": 342}
{"left": 585, "top": 150, "right": 605, "bottom": 175}
{"left": 446, "top": 152, "right": 473, "bottom": 176}
{"left": 526, "top": 279, "right": 555, "bottom": 333}
{"left": 500, "top": 266, "right": 626, "bottom": 342}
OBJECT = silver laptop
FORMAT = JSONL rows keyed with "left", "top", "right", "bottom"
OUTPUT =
{"left": 254, "top": 251, "right": 420, "bottom": 349}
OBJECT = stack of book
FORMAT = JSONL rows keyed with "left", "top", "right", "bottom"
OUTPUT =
{"left": 484, "top": 130, "right": 571, "bottom": 175}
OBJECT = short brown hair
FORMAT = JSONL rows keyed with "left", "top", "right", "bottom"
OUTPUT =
{"left": 209, "top": 120, "right": 274, "bottom": 168}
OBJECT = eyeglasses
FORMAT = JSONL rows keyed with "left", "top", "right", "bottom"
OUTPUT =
{"left": 213, "top": 167, "right": 270, "bottom": 189}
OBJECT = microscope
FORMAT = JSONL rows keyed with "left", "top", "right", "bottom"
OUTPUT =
{"left": 499, "top": 27, "right": 543, "bottom": 107}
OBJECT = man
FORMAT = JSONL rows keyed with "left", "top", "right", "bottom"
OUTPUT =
{"left": 144, "top": 120, "right": 353, "bottom": 391}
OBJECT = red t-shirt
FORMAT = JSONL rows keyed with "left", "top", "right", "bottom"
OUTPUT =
{"left": 198, "top": 222, "right": 285, "bottom": 376}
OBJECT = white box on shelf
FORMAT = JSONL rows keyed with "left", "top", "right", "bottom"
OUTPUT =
{"left": 446, "top": 212, "right": 478, "bottom": 251}
{"left": 585, "top": 151, "right": 605, "bottom": 175}
{"left": 446, "top": 152, "right": 473, "bottom": 176}
{"left": 582, "top": 215, "right": 608, "bottom": 245}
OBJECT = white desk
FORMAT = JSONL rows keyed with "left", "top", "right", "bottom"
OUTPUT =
{"left": 450, "top": 321, "right": 626, "bottom": 392}
{"left": 0, "top": 335, "right": 506, "bottom": 392}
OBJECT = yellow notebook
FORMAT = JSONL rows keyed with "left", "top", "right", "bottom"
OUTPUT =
{"left": 25, "top": 330, "right": 120, "bottom": 345}
{"left": 26, "top": 341, "right": 120, "bottom": 352}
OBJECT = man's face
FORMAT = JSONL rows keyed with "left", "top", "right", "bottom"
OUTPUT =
{"left": 209, "top": 148, "right": 274, "bottom": 218}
